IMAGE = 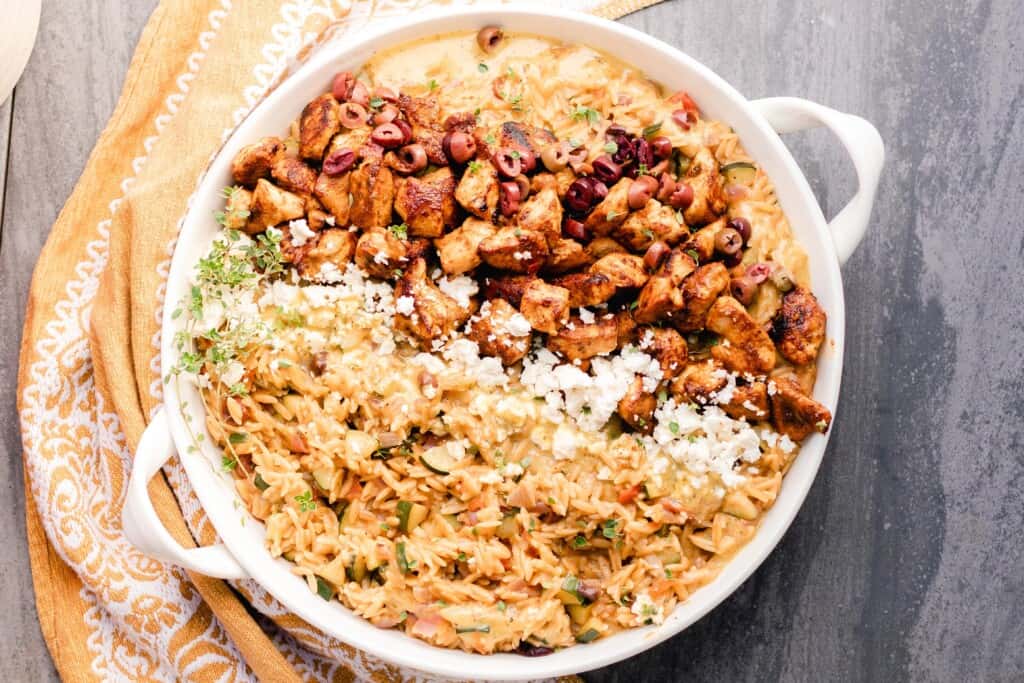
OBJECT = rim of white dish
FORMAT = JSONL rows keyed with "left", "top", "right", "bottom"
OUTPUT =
{"left": 160, "top": 6, "right": 845, "bottom": 679}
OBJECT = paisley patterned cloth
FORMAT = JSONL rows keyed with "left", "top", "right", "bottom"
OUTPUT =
{"left": 18, "top": 0, "right": 664, "bottom": 680}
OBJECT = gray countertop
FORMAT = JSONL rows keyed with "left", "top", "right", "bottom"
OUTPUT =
{"left": 1, "top": 1, "right": 1021, "bottom": 680}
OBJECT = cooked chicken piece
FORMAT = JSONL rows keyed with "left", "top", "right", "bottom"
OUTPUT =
{"left": 584, "top": 178, "right": 632, "bottom": 236}
{"left": 221, "top": 187, "right": 252, "bottom": 231}
{"left": 465, "top": 298, "right": 532, "bottom": 365}
{"left": 299, "top": 94, "right": 341, "bottom": 161}
{"left": 617, "top": 377, "right": 657, "bottom": 432}
{"left": 434, "top": 218, "right": 496, "bottom": 275}
{"left": 674, "top": 262, "right": 731, "bottom": 332}
{"left": 478, "top": 227, "right": 549, "bottom": 273}
{"left": 680, "top": 218, "right": 723, "bottom": 263}
{"left": 326, "top": 127, "right": 372, "bottom": 158}
{"left": 404, "top": 238, "right": 433, "bottom": 264}
{"left": 349, "top": 157, "right": 395, "bottom": 229}
{"left": 769, "top": 375, "right": 832, "bottom": 441}
{"left": 455, "top": 160, "right": 500, "bottom": 219}
{"left": 613, "top": 199, "right": 688, "bottom": 250}
{"left": 590, "top": 253, "right": 648, "bottom": 289}
{"left": 614, "top": 310, "right": 638, "bottom": 347}
{"left": 546, "top": 314, "right": 618, "bottom": 361}
{"left": 519, "top": 280, "right": 570, "bottom": 334}
{"left": 496, "top": 121, "right": 556, "bottom": 157}
{"left": 550, "top": 272, "right": 616, "bottom": 308}
{"left": 640, "top": 327, "right": 688, "bottom": 378}
{"left": 443, "top": 111, "right": 477, "bottom": 133}
{"left": 706, "top": 296, "right": 777, "bottom": 375}
{"left": 245, "top": 179, "right": 305, "bottom": 234}
{"left": 231, "top": 137, "right": 283, "bottom": 187}
{"left": 530, "top": 172, "right": 558, "bottom": 193}
{"left": 271, "top": 157, "right": 317, "bottom": 196}
{"left": 517, "top": 186, "right": 563, "bottom": 246}
{"left": 581, "top": 240, "right": 621, "bottom": 265}
{"left": 394, "top": 167, "right": 458, "bottom": 238}
{"left": 670, "top": 359, "right": 727, "bottom": 405}
{"left": 393, "top": 258, "right": 468, "bottom": 346}
{"left": 481, "top": 274, "right": 536, "bottom": 308}
{"left": 354, "top": 228, "right": 408, "bottom": 279}
{"left": 313, "top": 170, "right": 351, "bottom": 225}
{"left": 721, "top": 382, "right": 770, "bottom": 421}
{"left": 280, "top": 221, "right": 316, "bottom": 265}
{"left": 553, "top": 167, "right": 578, "bottom": 198}
{"left": 398, "top": 94, "right": 447, "bottom": 165}
{"left": 633, "top": 249, "right": 699, "bottom": 324}
{"left": 297, "top": 228, "right": 357, "bottom": 280}
{"left": 544, "top": 238, "right": 592, "bottom": 274}
{"left": 771, "top": 287, "right": 827, "bottom": 366}
{"left": 682, "top": 146, "right": 727, "bottom": 226}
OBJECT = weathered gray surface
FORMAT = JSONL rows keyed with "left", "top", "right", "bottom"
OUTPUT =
{"left": 1, "top": 0, "right": 1021, "bottom": 681}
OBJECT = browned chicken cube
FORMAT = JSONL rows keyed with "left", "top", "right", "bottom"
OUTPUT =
{"left": 393, "top": 258, "right": 468, "bottom": 346}
{"left": 221, "top": 187, "right": 252, "bottom": 231}
{"left": 633, "top": 249, "right": 698, "bottom": 323}
{"left": 478, "top": 227, "right": 549, "bottom": 273}
{"left": 496, "top": 121, "right": 556, "bottom": 157}
{"left": 614, "top": 310, "right": 638, "bottom": 347}
{"left": 326, "top": 127, "right": 371, "bottom": 158}
{"left": 299, "top": 94, "right": 341, "bottom": 161}
{"left": 279, "top": 220, "right": 316, "bottom": 265}
{"left": 706, "top": 296, "right": 777, "bottom": 375}
{"left": 640, "top": 327, "right": 688, "bottom": 378}
{"left": 770, "top": 375, "right": 832, "bottom": 441}
{"left": 545, "top": 238, "right": 593, "bottom": 274}
{"left": 517, "top": 186, "right": 563, "bottom": 245}
{"left": 590, "top": 253, "right": 648, "bottom": 289}
{"left": 245, "top": 179, "right": 305, "bottom": 234}
{"left": 674, "top": 262, "right": 730, "bottom": 332}
{"left": 434, "top": 218, "right": 496, "bottom": 275}
{"left": 671, "top": 359, "right": 727, "bottom": 405}
{"left": 721, "top": 382, "right": 770, "bottom": 421}
{"left": 682, "top": 146, "right": 727, "bottom": 226}
{"left": 680, "top": 218, "right": 723, "bottom": 263}
{"left": 584, "top": 178, "right": 632, "bottom": 236}
{"left": 586, "top": 236, "right": 628, "bottom": 260}
{"left": 354, "top": 227, "right": 408, "bottom": 279}
{"left": 313, "top": 171, "right": 351, "bottom": 225}
{"left": 617, "top": 377, "right": 657, "bottom": 432}
{"left": 771, "top": 286, "right": 827, "bottom": 366}
{"left": 519, "top": 280, "right": 570, "bottom": 334}
{"left": 297, "top": 228, "right": 357, "bottom": 281}
{"left": 399, "top": 95, "right": 447, "bottom": 165}
{"left": 465, "top": 298, "right": 532, "bottom": 365}
{"left": 394, "top": 167, "right": 458, "bottom": 238}
{"left": 271, "top": 157, "right": 317, "bottom": 196}
{"left": 550, "top": 272, "right": 616, "bottom": 308}
{"left": 481, "top": 274, "right": 536, "bottom": 308}
{"left": 455, "top": 160, "right": 500, "bottom": 219}
{"left": 349, "top": 157, "right": 395, "bottom": 229}
{"left": 613, "top": 199, "right": 688, "bottom": 250}
{"left": 546, "top": 314, "right": 618, "bottom": 361}
{"left": 231, "top": 137, "right": 283, "bottom": 187}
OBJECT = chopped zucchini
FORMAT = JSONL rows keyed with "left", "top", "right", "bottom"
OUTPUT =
{"left": 420, "top": 446, "right": 457, "bottom": 475}
{"left": 557, "top": 575, "right": 584, "bottom": 606}
{"left": 311, "top": 468, "right": 332, "bottom": 492}
{"left": 455, "top": 624, "right": 491, "bottom": 634}
{"left": 496, "top": 513, "right": 518, "bottom": 539}
{"left": 315, "top": 576, "right": 334, "bottom": 601}
{"left": 442, "top": 513, "right": 462, "bottom": 530}
{"left": 346, "top": 556, "right": 367, "bottom": 582}
{"left": 396, "top": 542, "right": 413, "bottom": 574}
{"left": 721, "top": 491, "right": 758, "bottom": 520}
{"left": 397, "top": 501, "right": 428, "bottom": 532}
{"left": 720, "top": 161, "right": 757, "bottom": 186}
{"left": 282, "top": 551, "right": 296, "bottom": 562}
{"left": 567, "top": 603, "right": 593, "bottom": 626}
{"left": 253, "top": 473, "right": 270, "bottom": 491}
{"left": 657, "top": 549, "right": 682, "bottom": 565}
{"left": 576, "top": 628, "right": 600, "bottom": 644}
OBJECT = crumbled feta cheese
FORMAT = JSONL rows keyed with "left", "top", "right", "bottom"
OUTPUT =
{"left": 479, "top": 470, "right": 503, "bottom": 485}
{"left": 288, "top": 218, "right": 315, "bottom": 247}
{"left": 552, "top": 422, "right": 580, "bottom": 460}
{"left": 316, "top": 262, "right": 343, "bottom": 283}
{"left": 596, "top": 466, "right": 613, "bottom": 481}
{"left": 502, "top": 462, "right": 524, "bottom": 478}
{"left": 578, "top": 307, "right": 595, "bottom": 324}
{"left": 505, "top": 312, "right": 532, "bottom": 337}
{"left": 395, "top": 295, "right": 415, "bottom": 316}
{"left": 512, "top": 250, "right": 532, "bottom": 261}
{"left": 631, "top": 592, "right": 664, "bottom": 625}
{"left": 324, "top": 215, "right": 336, "bottom": 226}
{"left": 438, "top": 275, "right": 479, "bottom": 309}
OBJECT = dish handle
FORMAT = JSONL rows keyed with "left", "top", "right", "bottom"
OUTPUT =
{"left": 122, "top": 408, "right": 249, "bottom": 580}
{"left": 750, "top": 97, "right": 884, "bottom": 264}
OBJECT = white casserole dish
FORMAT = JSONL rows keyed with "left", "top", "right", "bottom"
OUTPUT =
{"left": 122, "top": 7, "right": 883, "bottom": 679}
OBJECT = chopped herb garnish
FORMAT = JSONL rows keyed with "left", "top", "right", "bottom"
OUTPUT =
{"left": 220, "top": 456, "right": 237, "bottom": 472}
{"left": 642, "top": 121, "right": 663, "bottom": 137}
{"left": 815, "top": 420, "right": 828, "bottom": 430}
{"left": 254, "top": 473, "right": 269, "bottom": 491}
{"left": 427, "top": 79, "right": 439, "bottom": 91}
{"left": 603, "top": 141, "right": 618, "bottom": 154}
{"left": 509, "top": 149, "right": 521, "bottom": 159}
{"left": 642, "top": 228, "right": 655, "bottom": 239}
{"left": 389, "top": 223, "right": 408, "bottom": 240}
{"left": 228, "top": 431, "right": 247, "bottom": 444}
{"left": 484, "top": 133, "right": 497, "bottom": 145}
{"left": 368, "top": 96, "right": 384, "bottom": 109}
{"left": 478, "top": 62, "right": 489, "bottom": 73}
{"left": 601, "top": 518, "right": 620, "bottom": 540}
{"left": 629, "top": 300, "right": 639, "bottom": 311}
{"left": 685, "top": 248, "right": 700, "bottom": 263}
{"left": 571, "top": 534, "right": 588, "bottom": 549}
{"left": 571, "top": 106, "right": 601, "bottom": 125}
{"left": 458, "top": 552, "right": 468, "bottom": 562}
{"left": 294, "top": 489, "right": 316, "bottom": 512}
{"left": 315, "top": 577, "right": 333, "bottom": 600}
{"left": 668, "top": 421, "right": 680, "bottom": 435}
{"left": 397, "top": 542, "right": 413, "bottom": 573}
{"left": 467, "top": 160, "right": 483, "bottom": 174}
{"left": 496, "top": 600, "right": 507, "bottom": 612}
{"left": 606, "top": 210, "right": 618, "bottom": 221}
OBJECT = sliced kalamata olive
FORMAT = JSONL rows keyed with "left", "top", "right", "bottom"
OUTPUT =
{"left": 338, "top": 102, "right": 368, "bottom": 129}
{"left": 723, "top": 252, "right": 743, "bottom": 268}
{"left": 567, "top": 146, "right": 590, "bottom": 174}
{"left": 592, "top": 179, "right": 609, "bottom": 201}
{"left": 633, "top": 138, "right": 654, "bottom": 169}
{"left": 592, "top": 155, "right": 623, "bottom": 184}
{"left": 669, "top": 183, "right": 694, "bottom": 210}
{"left": 730, "top": 276, "right": 759, "bottom": 304}
{"left": 477, "top": 25, "right": 504, "bottom": 53}
{"left": 372, "top": 103, "right": 399, "bottom": 125}
{"left": 672, "top": 108, "right": 695, "bottom": 130}
{"left": 442, "top": 131, "right": 477, "bottom": 164}
{"left": 393, "top": 119, "right": 413, "bottom": 144}
{"left": 493, "top": 147, "right": 522, "bottom": 178}
{"left": 373, "top": 86, "right": 397, "bottom": 103}
{"left": 627, "top": 175, "right": 658, "bottom": 210}
{"left": 606, "top": 124, "right": 628, "bottom": 138}
{"left": 389, "top": 143, "right": 428, "bottom": 174}
{"left": 771, "top": 267, "right": 795, "bottom": 292}
{"left": 577, "top": 581, "right": 602, "bottom": 603}
{"left": 323, "top": 148, "right": 356, "bottom": 176}
{"left": 331, "top": 71, "right": 355, "bottom": 101}
{"left": 612, "top": 136, "right": 634, "bottom": 164}
{"left": 349, "top": 81, "right": 370, "bottom": 107}
{"left": 564, "top": 217, "right": 588, "bottom": 240}
{"left": 656, "top": 173, "right": 677, "bottom": 202}
{"left": 565, "top": 178, "right": 595, "bottom": 213}
{"left": 746, "top": 262, "right": 772, "bottom": 284}
{"left": 518, "top": 149, "right": 537, "bottom": 174}
{"left": 540, "top": 143, "right": 569, "bottom": 172}
{"left": 371, "top": 123, "right": 405, "bottom": 148}
{"left": 513, "top": 174, "right": 531, "bottom": 201}
{"left": 517, "top": 642, "right": 554, "bottom": 657}
{"left": 644, "top": 240, "right": 671, "bottom": 270}
{"left": 499, "top": 181, "right": 521, "bottom": 216}
{"left": 728, "top": 216, "right": 752, "bottom": 243}
{"left": 715, "top": 227, "right": 743, "bottom": 255}
{"left": 651, "top": 136, "right": 673, "bottom": 159}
